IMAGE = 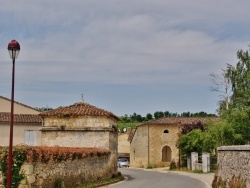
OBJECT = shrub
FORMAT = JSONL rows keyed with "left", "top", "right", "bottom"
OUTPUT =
{"left": 147, "top": 164, "right": 156, "bottom": 169}
{"left": 169, "top": 159, "right": 177, "bottom": 170}
{"left": 54, "top": 179, "right": 65, "bottom": 188}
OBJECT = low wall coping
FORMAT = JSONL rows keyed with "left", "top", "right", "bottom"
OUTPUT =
{"left": 217, "top": 145, "right": 250, "bottom": 151}
{"left": 40, "top": 127, "right": 114, "bottom": 132}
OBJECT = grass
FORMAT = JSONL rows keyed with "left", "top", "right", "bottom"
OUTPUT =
{"left": 75, "top": 175, "right": 124, "bottom": 188}
{"left": 118, "top": 122, "right": 138, "bottom": 131}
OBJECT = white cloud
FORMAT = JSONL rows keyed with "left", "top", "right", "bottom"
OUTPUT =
{"left": 0, "top": 0, "right": 249, "bottom": 114}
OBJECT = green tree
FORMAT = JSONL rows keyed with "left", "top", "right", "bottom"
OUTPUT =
{"left": 208, "top": 120, "right": 244, "bottom": 146}
{"left": 177, "top": 119, "right": 244, "bottom": 160}
{"left": 226, "top": 49, "right": 250, "bottom": 108}
{"left": 120, "top": 114, "right": 130, "bottom": 123}
{"left": 164, "top": 111, "right": 171, "bottom": 117}
{"left": 181, "top": 111, "right": 190, "bottom": 117}
{"left": 177, "top": 129, "right": 204, "bottom": 155}
{"left": 146, "top": 113, "right": 153, "bottom": 120}
{"left": 223, "top": 48, "right": 250, "bottom": 143}
{"left": 154, "top": 111, "right": 164, "bottom": 119}
{"left": 35, "top": 107, "right": 53, "bottom": 112}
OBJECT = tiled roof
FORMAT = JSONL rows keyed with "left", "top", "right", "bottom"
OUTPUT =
{"left": 40, "top": 102, "right": 119, "bottom": 120}
{"left": 0, "top": 96, "right": 39, "bottom": 112}
{"left": 138, "top": 117, "right": 219, "bottom": 126}
{"left": 0, "top": 113, "right": 42, "bottom": 123}
{"left": 127, "top": 117, "right": 220, "bottom": 142}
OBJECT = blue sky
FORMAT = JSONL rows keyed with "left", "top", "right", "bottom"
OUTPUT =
{"left": 0, "top": 0, "right": 249, "bottom": 116}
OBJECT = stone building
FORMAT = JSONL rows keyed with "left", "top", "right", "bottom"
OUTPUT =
{"left": 118, "top": 132, "right": 130, "bottom": 160}
{"left": 0, "top": 96, "right": 42, "bottom": 146}
{"left": 128, "top": 117, "right": 212, "bottom": 168}
{"left": 40, "top": 102, "right": 120, "bottom": 155}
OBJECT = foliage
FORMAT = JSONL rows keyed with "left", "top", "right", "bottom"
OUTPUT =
{"left": 0, "top": 146, "right": 26, "bottom": 188}
{"left": 118, "top": 121, "right": 138, "bottom": 132}
{"left": 212, "top": 174, "right": 246, "bottom": 188}
{"left": 146, "top": 164, "right": 156, "bottom": 169}
{"left": 54, "top": 179, "right": 65, "bottom": 188}
{"left": 119, "top": 111, "right": 217, "bottom": 132}
{"left": 181, "top": 111, "right": 217, "bottom": 117}
{"left": 208, "top": 120, "right": 244, "bottom": 146}
{"left": 225, "top": 49, "right": 250, "bottom": 108}
{"left": 177, "top": 129, "right": 206, "bottom": 156}
{"left": 154, "top": 111, "right": 165, "bottom": 119}
{"left": 177, "top": 118, "right": 245, "bottom": 160}
{"left": 178, "top": 121, "right": 211, "bottom": 156}
{"left": 228, "top": 175, "right": 246, "bottom": 188}
{"left": 192, "top": 169, "right": 203, "bottom": 173}
{"left": 120, "top": 111, "right": 217, "bottom": 124}
{"left": 0, "top": 146, "right": 110, "bottom": 187}
{"left": 222, "top": 107, "right": 250, "bottom": 144}
{"left": 146, "top": 113, "right": 153, "bottom": 120}
{"left": 180, "top": 121, "right": 205, "bottom": 135}
{"left": 169, "top": 160, "right": 177, "bottom": 170}
{"left": 219, "top": 48, "right": 250, "bottom": 144}
{"left": 22, "top": 146, "right": 110, "bottom": 163}
{"left": 35, "top": 106, "right": 53, "bottom": 112}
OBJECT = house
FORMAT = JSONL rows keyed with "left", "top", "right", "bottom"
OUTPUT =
{"left": 118, "top": 132, "right": 130, "bottom": 160}
{"left": 40, "top": 102, "right": 120, "bottom": 155}
{"left": 128, "top": 117, "right": 213, "bottom": 168}
{"left": 0, "top": 96, "right": 42, "bottom": 146}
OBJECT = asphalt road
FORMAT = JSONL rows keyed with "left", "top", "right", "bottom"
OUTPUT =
{"left": 107, "top": 168, "right": 207, "bottom": 188}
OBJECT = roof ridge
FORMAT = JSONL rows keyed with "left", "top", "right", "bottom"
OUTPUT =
{"left": 40, "top": 102, "right": 119, "bottom": 120}
{"left": 138, "top": 117, "right": 219, "bottom": 126}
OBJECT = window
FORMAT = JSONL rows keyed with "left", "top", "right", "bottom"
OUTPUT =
{"left": 24, "top": 130, "right": 37, "bottom": 146}
{"left": 163, "top": 129, "right": 169, "bottom": 133}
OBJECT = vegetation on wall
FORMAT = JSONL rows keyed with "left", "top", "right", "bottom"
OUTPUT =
{"left": 0, "top": 146, "right": 111, "bottom": 187}
{"left": 212, "top": 174, "right": 246, "bottom": 188}
{"left": 0, "top": 147, "right": 26, "bottom": 188}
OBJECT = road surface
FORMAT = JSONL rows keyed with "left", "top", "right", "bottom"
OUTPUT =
{"left": 107, "top": 168, "right": 206, "bottom": 188}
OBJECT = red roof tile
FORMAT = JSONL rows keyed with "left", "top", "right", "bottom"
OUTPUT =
{"left": 40, "top": 102, "right": 119, "bottom": 120}
{"left": 0, "top": 113, "right": 42, "bottom": 123}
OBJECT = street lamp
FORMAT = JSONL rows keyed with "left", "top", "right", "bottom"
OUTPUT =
{"left": 7, "top": 39, "right": 20, "bottom": 188}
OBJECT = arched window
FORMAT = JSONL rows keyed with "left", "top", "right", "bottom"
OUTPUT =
{"left": 162, "top": 146, "right": 172, "bottom": 162}
{"left": 163, "top": 129, "right": 169, "bottom": 133}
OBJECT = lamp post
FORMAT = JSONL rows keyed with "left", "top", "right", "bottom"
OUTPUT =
{"left": 7, "top": 39, "right": 20, "bottom": 188}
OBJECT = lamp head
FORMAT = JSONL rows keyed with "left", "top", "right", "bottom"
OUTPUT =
{"left": 8, "top": 40, "right": 20, "bottom": 60}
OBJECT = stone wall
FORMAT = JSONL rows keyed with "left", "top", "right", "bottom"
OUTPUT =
{"left": 41, "top": 116, "right": 118, "bottom": 154}
{"left": 41, "top": 128, "right": 114, "bottom": 150}
{"left": 216, "top": 145, "right": 250, "bottom": 188}
{"left": 0, "top": 151, "right": 116, "bottom": 188}
{"left": 42, "top": 116, "right": 117, "bottom": 129}
{"left": 118, "top": 133, "right": 130, "bottom": 157}
{"left": 130, "top": 125, "right": 149, "bottom": 168}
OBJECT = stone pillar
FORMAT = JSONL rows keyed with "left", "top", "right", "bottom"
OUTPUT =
{"left": 191, "top": 152, "right": 198, "bottom": 171}
{"left": 202, "top": 152, "right": 210, "bottom": 173}
{"left": 187, "top": 157, "right": 191, "bottom": 170}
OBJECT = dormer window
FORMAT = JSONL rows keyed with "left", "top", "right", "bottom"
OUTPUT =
{"left": 163, "top": 129, "right": 169, "bottom": 133}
